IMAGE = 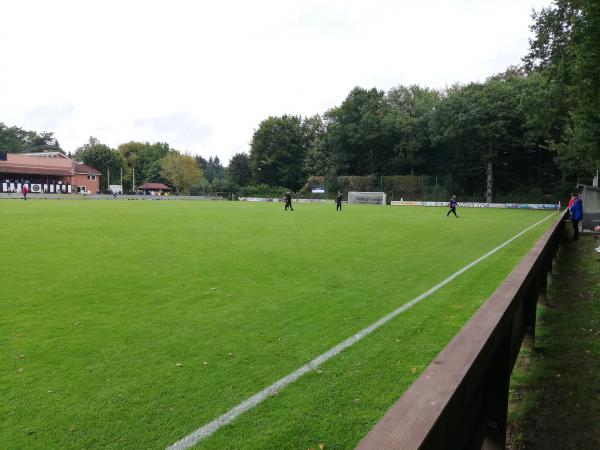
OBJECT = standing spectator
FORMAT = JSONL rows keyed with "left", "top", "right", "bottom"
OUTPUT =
{"left": 22, "top": 184, "right": 29, "bottom": 200}
{"left": 336, "top": 191, "right": 343, "bottom": 211}
{"left": 569, "top": 193, "right": 583, "bottom": 241}
{"left": 446, "top": 195, "right": 458, "bottom": 218}
{"left": 284, "top": 191, "right": 294, "bottom": 211}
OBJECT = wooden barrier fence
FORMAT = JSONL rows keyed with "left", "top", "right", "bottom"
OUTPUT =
{"left": 356, "top": 212, "right": 566, "bottom": 450}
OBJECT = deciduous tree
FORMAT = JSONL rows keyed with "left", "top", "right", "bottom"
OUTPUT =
{"left": 526, "top": 0, "right": 600, "bottom": 171}
{"left": 74, "top": 137, "right": 122, "bottom": 191}
{"left": 324, "top": 87, "right": 396, "bottom": 176}
{"left": 227, "top": 153, "right": 252, "bottom": 187}
{"left": 160, "top": 153, "right": 203, "bottom": 194}
{"left": 0, "top": 123, "right": 62, "bottom": 153}
{"left": 250, "top": 115, "right": 307, "bottom": 189}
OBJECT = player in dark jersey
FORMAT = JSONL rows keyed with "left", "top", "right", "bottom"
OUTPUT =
{"left": 446, "top": 195, "right": 458, "bottom": 217}
{"left": 336, "top": 191, "right": 343, "bottom": 211}
{"left": 284, "top": 191, "right": 294, "bottom": 211}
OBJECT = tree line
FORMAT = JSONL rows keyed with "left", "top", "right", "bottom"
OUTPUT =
{"left": 249, "top": 76, "right": 564, "bottom": 202}
{"left": 2, "top": 1, "right": 597, "bottom": 200}
{"left": 0, "top": 128, "right": 231, "bottom": 195}
{"left": 248, "top": 0, "right": 598, "bottom": 201}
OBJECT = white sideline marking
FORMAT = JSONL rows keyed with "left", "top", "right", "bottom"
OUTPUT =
{"left": 167, "top": 212, "right": 557, "bottom": 450}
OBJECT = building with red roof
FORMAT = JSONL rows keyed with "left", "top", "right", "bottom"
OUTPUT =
{"left": 0, "top": 151, "right": 101, "bottom": 194}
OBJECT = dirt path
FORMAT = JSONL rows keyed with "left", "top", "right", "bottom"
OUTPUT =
{"left": 507, "top": 233, "right": 600, "bottom": 449}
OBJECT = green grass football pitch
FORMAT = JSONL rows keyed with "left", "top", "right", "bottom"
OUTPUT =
{"left": 0, "top": 200, "right": 556, "bottom": 449}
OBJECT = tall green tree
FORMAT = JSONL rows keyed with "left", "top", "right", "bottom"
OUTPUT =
{"left": 117, "top": 141, "right": 145, "bottom": 191}
{"left": 227, "top": 153, "right": 252, "bottom": 187}
{"left": 519, "top": 71, "right": 567, "bottom": 185}
{"left": 526, "top": 0, "right": 600, "bottom": 173}
{"left": 194, "top": 156, "right": 226, "bottom": 182}
{"left": 385, "top": 85, "right": 441, "bottom": 175}
{"left": 324, "top": 87, "right": 396, "bottom": 176}
{"left": 301, "top": 115, "right": 329, "bottom": 176}
{"left": 430, "top": 75, "right": 529, "bottom": 202}
{"left": 138, "top": 142, "right": 171, "bottom": 184}
{"left": 249, "top": 115, "right": 307, "bottom": 189}
{"left": 74, "top": 137, "right": 123, "bottom": 191}
{"left": 0, "top": 123, "right": 62, "bottom": 153}
{"left": 116, "top": 141, "right": 173, "bottom": 190}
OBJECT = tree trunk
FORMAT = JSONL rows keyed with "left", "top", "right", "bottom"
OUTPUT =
{"left": 537, "top": 146, "right": 544, "bottom": 186}
{"left": 486, "top": 160, "right": 493, "bottom": 203}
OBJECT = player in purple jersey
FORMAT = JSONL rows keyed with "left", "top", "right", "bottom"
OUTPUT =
{"left": 447, "top": 195, "right": 458, "bottom": 217}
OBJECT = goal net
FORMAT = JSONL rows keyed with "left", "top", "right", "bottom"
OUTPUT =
{"left": 347, "top": 191, "right": 387, "bottom": 205}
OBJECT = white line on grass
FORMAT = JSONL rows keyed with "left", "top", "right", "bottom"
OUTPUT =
{"left": 167, "top": 212, "right": 557, "bottom": 450}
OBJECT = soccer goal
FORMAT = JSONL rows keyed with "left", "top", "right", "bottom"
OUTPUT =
{"left": 347, "top": 191, "right": 387, "bottom": 205}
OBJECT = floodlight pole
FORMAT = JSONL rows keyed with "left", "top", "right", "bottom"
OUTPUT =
{"left": 132, "top": 167, "right": 135, "bottom": 192}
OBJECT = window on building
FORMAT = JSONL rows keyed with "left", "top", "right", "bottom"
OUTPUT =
{"left": 87, "top": 175, "right": 97, "bottom": 180}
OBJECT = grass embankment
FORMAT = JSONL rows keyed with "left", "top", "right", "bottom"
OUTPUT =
{"left": 0, "top": 201, "right": 554, "bottom": 449}
{"left": 508, "top": 234, "right": 600, "bottom": 449}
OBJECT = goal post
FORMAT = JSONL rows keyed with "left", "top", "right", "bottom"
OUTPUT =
{"left": 214, "top": 191, "right": 234, "bottom": 200}
{"left": 347, "top": 191, "right": 387, "bottom": 205}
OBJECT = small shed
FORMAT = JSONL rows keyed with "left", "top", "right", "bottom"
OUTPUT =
{"left": 140, "top": 182, "right": 172, "bottom": 195}
{"left": 579, "top": 184, "right": 600, "bottom": 231}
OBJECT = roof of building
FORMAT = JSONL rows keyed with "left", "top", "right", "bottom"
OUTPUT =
{"left": 21, "top": 152, "right": 70, "bottom": 159}
{"left": 0, "top": 152, "right": 102, "bottom": 177}
{"left": 0, "top": 153, "right": 74, "bottom": 176}
{"left": 140, "top": 182, "right": 172, "bottom": 190}
{"left": 74, "top": 162, "right": 102, "bottom": 175}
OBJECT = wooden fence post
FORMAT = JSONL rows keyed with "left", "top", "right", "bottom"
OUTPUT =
{"left": 523, "top": 275, "right": 539, "bottom": 349}
{"left": 537, "top": 267, "right": 548, "bottom": 305}
{"left": 482, "top": 334, "right": 511, "bottom": 450}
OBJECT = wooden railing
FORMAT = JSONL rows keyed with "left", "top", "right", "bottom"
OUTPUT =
{"left": 356, "top": 212, "right": 566, "bottom": 450}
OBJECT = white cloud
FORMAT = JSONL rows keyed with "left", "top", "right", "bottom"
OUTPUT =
{"left": 0, "top": 0, "right": 554, "bottom": 164}
{"left": 135, "top": 113, "right": 212, "bottom": 149}
{"left": 23, "top": 105, "right": 76, "bottom": 131}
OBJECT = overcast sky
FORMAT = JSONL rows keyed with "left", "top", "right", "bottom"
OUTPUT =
{"left": 1, "top": 0, "right": 553, "bottom": 164}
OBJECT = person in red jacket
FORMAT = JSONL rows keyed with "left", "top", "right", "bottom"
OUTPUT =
{"left": 22, "top": 184, "right": 29, "bottom": 200}
{"left": 567, "top": 192, "right": 576, "bottom": 211}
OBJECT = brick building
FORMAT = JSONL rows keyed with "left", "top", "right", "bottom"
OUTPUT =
{"left": 0, "top": 151, "right": 101, "bottom": 194}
